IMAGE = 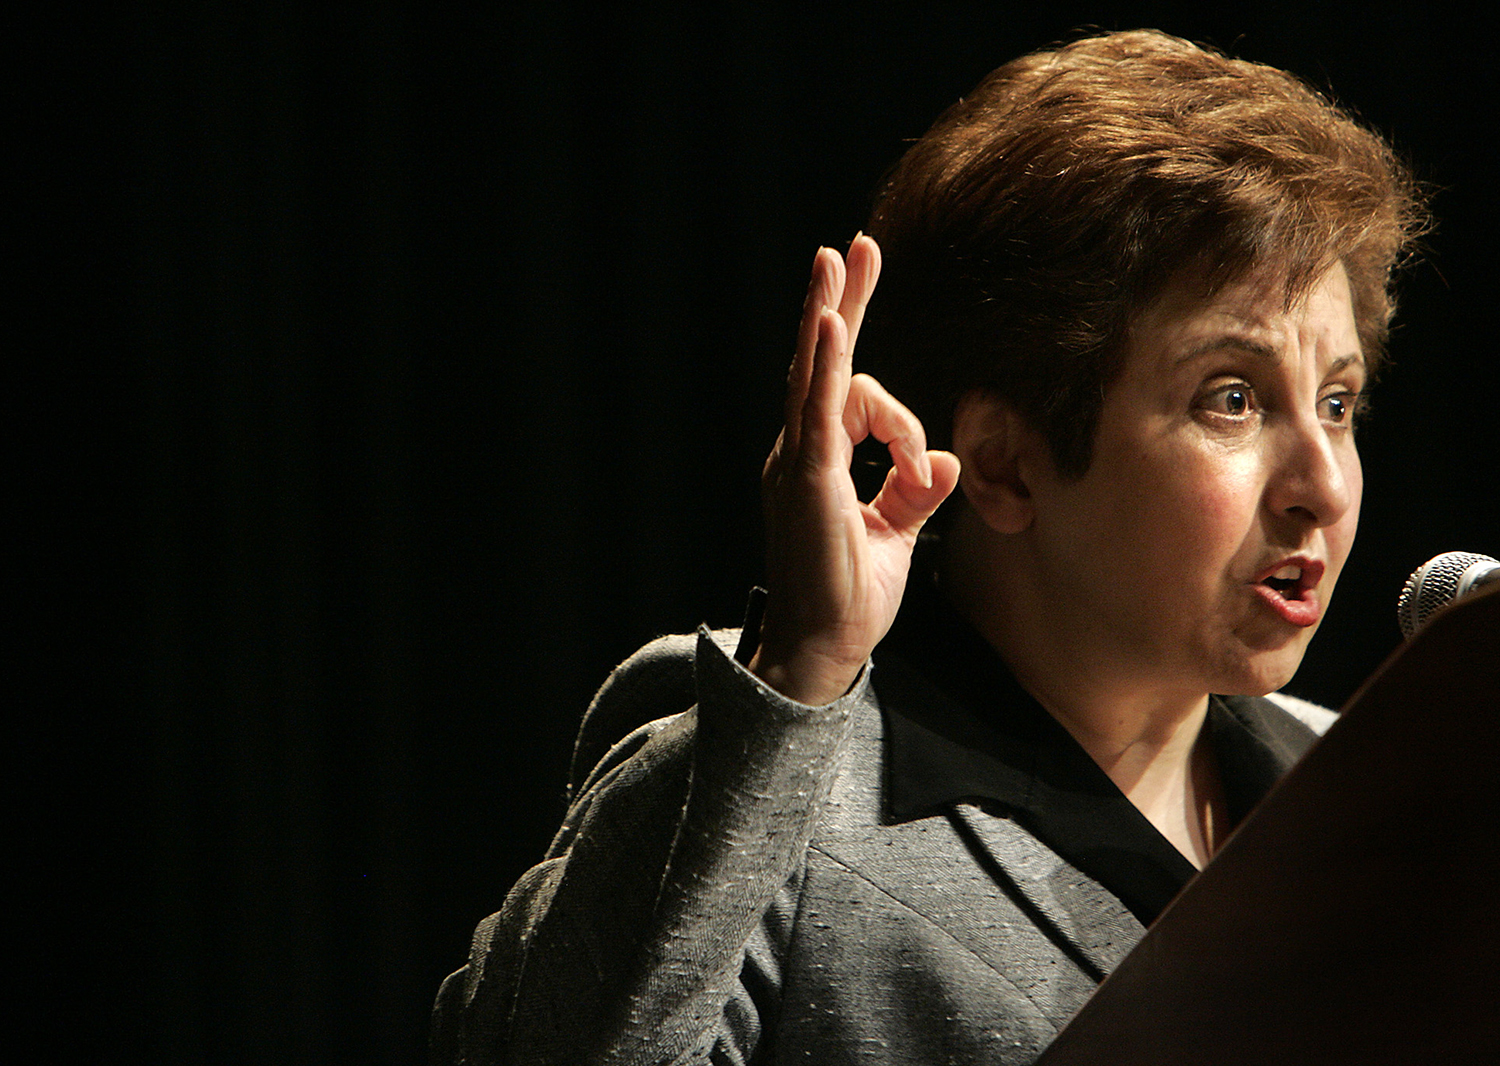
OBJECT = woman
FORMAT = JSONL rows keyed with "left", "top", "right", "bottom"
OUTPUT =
{"left": 433, "top": 29, "right": 1427, "bottom": 1065}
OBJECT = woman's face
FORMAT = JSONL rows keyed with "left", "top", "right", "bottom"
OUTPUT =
{"left": 1027, "top": 263, "right": 1364, "bottom": 699}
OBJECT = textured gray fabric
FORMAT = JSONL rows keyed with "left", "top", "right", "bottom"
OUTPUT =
{"left": 432, "top": 629, "right": 1319, "bottom": 1065}
{"left": 434, "top": 630, "right": 860, "bottom": 1066}
{"left": 1264, "top": 691, "right": 1339, "bottom": 736}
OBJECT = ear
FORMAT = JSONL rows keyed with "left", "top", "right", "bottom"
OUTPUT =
{"left": 951, "top": 389, "right": 1042, "bottom": 534}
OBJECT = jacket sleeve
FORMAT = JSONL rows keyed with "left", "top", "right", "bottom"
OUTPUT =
{"left": 431, "top": 627, "right": 864, "bottom": 1066}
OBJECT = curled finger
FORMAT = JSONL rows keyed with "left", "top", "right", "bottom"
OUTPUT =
{"left": 844, "top": 372, "right": 933, "bottom": 489}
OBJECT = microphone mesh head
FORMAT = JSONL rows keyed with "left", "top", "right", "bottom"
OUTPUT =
{"left": 1398, "top": 551, "right": 1499, "bottom": 638}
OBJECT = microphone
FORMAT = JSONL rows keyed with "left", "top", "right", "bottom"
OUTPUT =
{"left": 1397, "top": 551, "right": 1500, "bottom": 639}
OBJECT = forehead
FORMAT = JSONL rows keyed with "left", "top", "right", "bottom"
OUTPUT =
{"left": 1124, "top": 264, "right": 1361, "bottom": 371}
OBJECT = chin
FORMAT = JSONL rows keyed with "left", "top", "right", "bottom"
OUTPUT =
{"left": 1207, "top": 614, "right": 1322, "bottom": 696}
{"left": 1218, "top": 645, "right": 1309, "bottom": 697}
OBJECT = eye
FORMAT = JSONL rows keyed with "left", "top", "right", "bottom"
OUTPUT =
{"left": 1319, "top": 390, "right": 1363, "bottom": 427}
{"left": 1198, "top": 382, "right": 1257, "bottom": 419}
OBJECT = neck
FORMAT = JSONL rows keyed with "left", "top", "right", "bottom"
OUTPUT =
{"left": 940, "top": 505, "right": 1224, "bottom": 866}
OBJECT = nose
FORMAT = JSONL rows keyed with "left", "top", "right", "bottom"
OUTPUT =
{"left": 1264, "top": 413, "right": 1359, "bottom": 529}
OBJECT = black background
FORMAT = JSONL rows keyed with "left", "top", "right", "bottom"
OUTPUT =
{"left": 61, "top": 2, "right": 1497, "bottom": 1062}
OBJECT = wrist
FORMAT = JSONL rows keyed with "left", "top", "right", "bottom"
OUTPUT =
{"left": 747, "top": 643, "right": 865, "bottom": 707}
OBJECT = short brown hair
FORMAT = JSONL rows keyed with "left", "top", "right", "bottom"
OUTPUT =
{"left": 863, "top": 29, "right": 1430, "bottom": 476}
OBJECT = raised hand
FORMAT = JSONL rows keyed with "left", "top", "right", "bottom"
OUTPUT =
{"left": 748, "top": 235, "right": 960, "bottom": 705}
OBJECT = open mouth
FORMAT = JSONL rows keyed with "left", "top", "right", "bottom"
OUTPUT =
{"left": 1253, "top": 558, "right": 1325, "bottom": 626}
{"left": 1261, "top": 567, "right": 1305, "bottom": 599}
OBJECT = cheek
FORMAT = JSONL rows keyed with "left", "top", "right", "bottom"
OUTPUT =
{"left": 1330, "top": 451, "right": 1364, "bottom": 573}
{"left": 1165, "top": 458, "right": 1263, "bottom": 553}
{"left": 1106, "top": 453, "right": 1260, "bottom": 590}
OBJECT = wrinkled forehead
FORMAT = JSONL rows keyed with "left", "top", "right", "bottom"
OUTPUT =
{"left": 1123, "top": 260, "right": 1361, "bottom": 367}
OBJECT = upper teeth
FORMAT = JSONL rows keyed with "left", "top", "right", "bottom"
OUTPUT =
{"left": 1272, "top": 565, "right": 1302, "bottom": 581}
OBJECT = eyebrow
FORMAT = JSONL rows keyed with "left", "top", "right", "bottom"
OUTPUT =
{"left": 1174, "top": 335, "right": 1365, "bottom": 374}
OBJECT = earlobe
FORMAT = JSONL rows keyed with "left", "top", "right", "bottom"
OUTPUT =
{"left": 951, "top": 389, "right": 1038, "bottom": 534}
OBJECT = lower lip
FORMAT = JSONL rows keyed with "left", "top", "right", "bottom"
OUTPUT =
{"left": 1253, "top": 584, "right": 1321, "bottom": 627}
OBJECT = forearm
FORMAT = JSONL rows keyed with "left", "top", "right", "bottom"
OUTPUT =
{"left": 588, "top": 630, "right": 861, "bottom": 1064}
{"left": 436, "top": 630, "right": 862, "bottom": 1066}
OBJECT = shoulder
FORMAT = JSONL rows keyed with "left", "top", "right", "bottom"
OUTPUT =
{"left": 1262, "top": 691, "right": 1339, "bottom": 736}
{"left": 1211, "top": 690, "right": 1335, "bottom": 789}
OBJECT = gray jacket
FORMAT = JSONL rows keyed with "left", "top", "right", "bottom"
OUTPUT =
{"left": 431, "top": 628, "right": 1328, "bottom": 1065}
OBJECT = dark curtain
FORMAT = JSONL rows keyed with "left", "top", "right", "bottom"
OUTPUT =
{"left": 74, "top": 3, "right": 1498, "bottom": 1062}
